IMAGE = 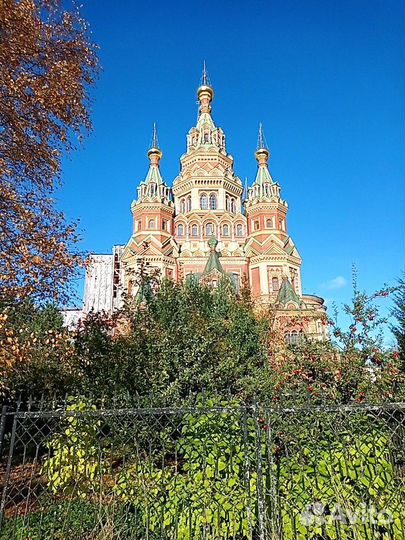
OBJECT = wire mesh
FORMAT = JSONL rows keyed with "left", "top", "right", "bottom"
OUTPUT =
{"left": 0, "top": 401, "right": 404, "bottom": 539}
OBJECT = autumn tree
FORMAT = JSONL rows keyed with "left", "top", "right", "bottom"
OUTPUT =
{"left": 0, "top": 300, "right": 77, "bottom": 400}
{"left": 0, "top": 0, "right": 99, "bottom": 304}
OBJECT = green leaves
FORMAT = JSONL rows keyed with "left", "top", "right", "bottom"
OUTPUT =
{"left": 276, "top": 427, "right": 404, "bottom": 540}
{"left": 114, "top": 402, "right": 257, "bottom": 540}
{"left": 42, "top": 397, "right": 105, "bottom": 497}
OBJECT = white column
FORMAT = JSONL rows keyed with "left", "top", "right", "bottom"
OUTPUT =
{"left": 259, "top": 264, "right": 269, "bottom": 295}
{"left": 217, "top": 188, "right": 225, "bottom": 210}
{"left": 191, "top": 188, "right": 199, "bottom": 210}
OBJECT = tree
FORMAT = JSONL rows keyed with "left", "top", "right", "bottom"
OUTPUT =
{"left": 391, "top": 277, "right": 405, "bottom": 369}
{"left": 0, "top": 300, "right": 77, "bottom": 400}
{"left": 0, "top": 0, "right": 99, "bottom": 303}
{"left": 73, "top": 277, "right": 269, "bottom": 403}
{"left": 266, "top": 275, "right": 405, "bottom": 404}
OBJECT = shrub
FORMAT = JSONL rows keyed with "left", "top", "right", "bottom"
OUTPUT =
{"left": 42, "top": 398, "right": 105, "bottom": 498}
{"left": 115, "top": 398, "right": 258, "bottom": 540}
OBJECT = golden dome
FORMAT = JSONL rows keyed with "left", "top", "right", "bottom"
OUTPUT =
{"left": 148, "top": 147, "right": 163, "bottom": 160}
{"left": 197, "top": 84, "right": 214, "bottom": 101}
{"left": 255, "top": 147, "right": 270, "bottom": 162}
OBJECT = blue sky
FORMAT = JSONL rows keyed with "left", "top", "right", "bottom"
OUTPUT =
{"left": 59, "top": 0, "right": 404, "bottom": 329}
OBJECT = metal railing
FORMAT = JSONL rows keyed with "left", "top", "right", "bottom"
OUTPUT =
{"left": 1, "top": 399, "right": 404, "bottom": 539}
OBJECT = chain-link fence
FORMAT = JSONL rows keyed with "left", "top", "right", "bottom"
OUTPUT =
{"left": 0, "top": 400, "right": 404, "bottom": 539}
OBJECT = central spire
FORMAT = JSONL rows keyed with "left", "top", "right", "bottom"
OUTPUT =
{"left": 197, "top": 61, "right": 214, "bottom": 115}
{"left": 201, "top": 60, "right": 211, "bottom": 87}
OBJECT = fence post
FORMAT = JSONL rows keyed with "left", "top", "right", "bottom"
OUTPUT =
{"left": 242, "top": 406, "right": 254, "bottom": 539}
{"left": 265, "top": 406, "right": 280, "bottom": 539}
{"left": 0, "top": 411, "right": 17, "bottom": 531}
{"left": 253, "top": 399, "right": 266, "bottom": 540}
{"left": 0, "top": 405, "right": 8, "bottom": 458}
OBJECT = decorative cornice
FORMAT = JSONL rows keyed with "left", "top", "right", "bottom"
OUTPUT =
{"left": 245, "top": 200, "right": 288, "bottom": 212}
{"left": 131, "top": 201, "right": 174, "bottom": 213}
{"left": 248, "top": 252, "right": 301, "bottom": 264}
{"left": 172, "top": 177, "right": 242, "bottom": 197}
{"left": 124, "top": 254, "right": 177, "bottom": 266}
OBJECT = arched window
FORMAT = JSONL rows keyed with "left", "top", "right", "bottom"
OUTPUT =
{"left": 225, "top": 195, "right": 230, "bottom": 211}
{"left": 230, "top": 198, "right": 236, "bottom": 213}
{"left": 187, "top": 196, "right": 191, "bottom": 212}
{"left": 266, "top": 218, "right": 273, "bottom": 228}
{"left": 222, "top": 224, "right": 230, "bottom": 236}
{"left": 149, "top": 183, "right": 156, "bottom": 196}
{"left": 148, "top": 219, "right": 155, "bottom": 229}
{"left": 272, "top": 277, "right": 279, "bottom": 292}
{"left": 180, "top": 199, "right": 186, "bottom": 214}
{"left": 191, "top": 224, "right": 199, "bottom": 237}
{"left": 254, "top": 220, "right": 260, "bottom": 231}
{"left": 177, "top": 224, "right": 184, "bottom": 236}
{"left": 204, "top": 132, "right": 209, "bottom": 143}
{"left": 236, "top": 224, "right": 243, "bottom": 237}
{"left": 200, "top": 193, "right": 208, "bottom": 209}
{"left": 209, "top": 193, "right": 217, "bottom": 210}
{"left": 206, "top": 223, "right": 214, "bottom": 236}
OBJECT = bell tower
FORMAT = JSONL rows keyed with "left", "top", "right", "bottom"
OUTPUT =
{"left": 245, "top": 125, "right": 302, "bottom": 300}
{"left": 121, "top": 124, "right": 177, "bottom": 292}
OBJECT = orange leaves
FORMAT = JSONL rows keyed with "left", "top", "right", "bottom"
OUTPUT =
{"left": 0, "top": 303, "right": 75, "bottom": 399}
{"left": 0, "top": 0, "right": 99, "bottom": 302}
{"left": 0, "top": 183, "right": 86, "bottom": 302}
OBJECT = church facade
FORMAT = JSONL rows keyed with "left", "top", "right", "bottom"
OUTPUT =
{"left": 82, "top": 68, "right": 327, "bottom": 342}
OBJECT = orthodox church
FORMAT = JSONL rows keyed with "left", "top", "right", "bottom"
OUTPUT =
{"left": 79, "top": 66, "right": 327, "bottom": 342}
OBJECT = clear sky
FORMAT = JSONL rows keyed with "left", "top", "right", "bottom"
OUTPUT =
{"left": 59, "top": 0, "right": 404, "bottom": 329}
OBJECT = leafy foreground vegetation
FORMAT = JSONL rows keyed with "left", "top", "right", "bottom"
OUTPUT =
{"left": 1, "top": 274, "right": 404, "bottom": 405}
{"left": 1, "top": 275, "right": 405, "bottom": 539}
{"left": 1, "top": 398, "right": 405, "bottom": 540}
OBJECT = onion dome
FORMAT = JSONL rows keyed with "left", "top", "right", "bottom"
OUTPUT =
{"left": 197, "top": 61, "right": 214, "bottom": 114}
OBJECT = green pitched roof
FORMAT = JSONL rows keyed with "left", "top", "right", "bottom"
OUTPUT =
{"left": 276, "top": 277, "right": 301, "bottom": 307}
{"left": 134, "top": 279, "right": 153, "bottom": 304}
{"left": 203, "top": 237, "right": 224, "bottom": 275}
{"left": 143, "top": 164, "right": 165, "bottom": 186}
{"left": 254, "top": 163, "right": 274, "bottom": 189}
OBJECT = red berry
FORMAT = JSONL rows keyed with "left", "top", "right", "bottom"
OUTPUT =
{"left": 263, "top": 425, "right": 269, "bottom": 431}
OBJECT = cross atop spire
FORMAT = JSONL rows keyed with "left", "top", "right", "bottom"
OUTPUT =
{"left": 197, "top": 62, "right": 214, "bottom": 113}
{"left": 257, "top": 123, "right": 268, "bottom": 150}
{"left": 201, "top": 60, "right": 211, "bottom": 87}
{"left": 147, "top": 122, "right": 162, "bottom": 165}
{"left": 255, "top": 123, "right": 270, "bottom": 166}
{"left": 149, "top": 122, "right": 160, "bottom": 150}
